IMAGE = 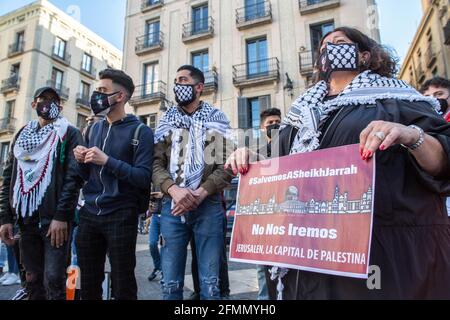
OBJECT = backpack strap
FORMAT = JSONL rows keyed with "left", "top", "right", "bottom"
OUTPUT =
{"left": 132, "top": 123, "right": 146, "bottom": 162}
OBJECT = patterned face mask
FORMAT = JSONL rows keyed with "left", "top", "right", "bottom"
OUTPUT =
{"left": 317, "top": 43, "right": 359, "bottom": 82}
{"left": 36, "top": 100, "right": 60, "bottom": 120}
{"left": 174, "top": 83, "right": 197, "bottom": 107}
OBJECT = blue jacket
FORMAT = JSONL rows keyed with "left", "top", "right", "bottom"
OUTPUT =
{"left": 78, "top": 115, "right": 154, "bottom": 215}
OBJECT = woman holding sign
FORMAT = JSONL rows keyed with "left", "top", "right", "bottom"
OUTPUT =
{"left": 225, "top": 27, "right": 450, "bottom": 300}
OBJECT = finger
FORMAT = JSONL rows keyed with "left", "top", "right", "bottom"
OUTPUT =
{"left": 359, "top": 125, "right": 375, "bottom": 155}
{"left": 46, "top": 227, "right": 51, "bottom": 238}
{"left": 51, "top": 231, "right": 56, "bottom": 247}
{"left": 379, "top": 128, "right": 400, "bottom": 151}
{"left": 237, "top": 149, "right": 246, "bottom": 173}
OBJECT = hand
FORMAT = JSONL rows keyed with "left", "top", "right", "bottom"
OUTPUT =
{"left": 0, "top": 224, "right": 14, "bottom": 246}
{"left": 224, "top": 147, "right": 251, "bottom": 175}
{"left": 359, "top": 121, "right": 420, "bottom": 160}
{"left": 46, "top": 220, "right": 68, "bottom": 248}
{"left": 191, "top": 187, "right": 209, "bottom": 206}
{"left": 73, "top": 146, "right": 88, "bottom": 163}
{"left": 84, "top": 147, "right": 109, "bottom": 166}
{"left": 168, "top": 185, "right": 197, "bottom": 216}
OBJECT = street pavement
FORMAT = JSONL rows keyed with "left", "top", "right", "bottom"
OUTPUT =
{"left": 0, "top": 233, "right": 258, "bottom": 300}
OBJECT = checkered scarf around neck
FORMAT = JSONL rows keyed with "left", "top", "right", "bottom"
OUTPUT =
{"left": 12, "top": 117, "right": 70, "bottom": 218}
{"left": 154, "top": 101, "right": 232, "bottom": 191}
{"left": 282, "top": 70, "right": 441, "bottom": 155}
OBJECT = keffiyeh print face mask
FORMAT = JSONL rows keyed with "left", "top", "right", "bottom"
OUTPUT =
{"left": 174, "top": 83, "right": 197, "bottom": 107}
{"left": 36, "top": 100, "right": 60, "bottom": 120}
{"left": 317, "top": 43, "right": 360, "bottom": 82}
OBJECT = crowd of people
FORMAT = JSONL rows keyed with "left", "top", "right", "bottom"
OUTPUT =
{"left": 0, "top": 26, "right": 449, "bottom": 300}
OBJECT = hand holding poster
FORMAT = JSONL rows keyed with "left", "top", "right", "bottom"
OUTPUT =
{"left": 229, "top": 144, "right": 375, "bottom": 279}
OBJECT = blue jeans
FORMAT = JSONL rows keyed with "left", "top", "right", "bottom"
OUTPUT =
{"left": 0, "top": 241, "right": 7, "bottom": 269}
{"left": 149, "top": 214, "right": 161, "bottom": 270}
{"left": 6, "top": 244, "right": 19, "bottom": 274}
{"left": 160, "top": 195, "right": 225, "bottom": 300}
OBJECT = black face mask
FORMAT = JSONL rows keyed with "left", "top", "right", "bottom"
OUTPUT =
{"left": 36, "top": 100, "right": 61, "bottom": 120}
{"left": 438, "top": 98, "right": 449, "bottom": 114}
{"left": 317, "top": 42, "right": 360, "bottom": 82}
{"left": 90, "top": 91, "right": 119, "bottom": 116}
{"left": 265, "top": 123, "right": 280, "bottom": 139}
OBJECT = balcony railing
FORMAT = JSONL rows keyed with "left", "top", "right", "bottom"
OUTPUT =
{"left": 51, "top": 47, "right": 71, "bottom": 66}
{"left": 233, "top": 57, "right": 280, "bottom": 87}
{"left": 1, "top": 76, "right": 20, "bottom": 94}
{"left": 8, "top": 41, "right": 25, "bottom": 58}
{"left": 141, "top": 0, "right": 164, "bottom": 12}
{"left": 236, "top": 0, "right": 272, "bottom": 30}
{"left": 182, "top": 17, "right": 215, "bottom": 42}
{"left": 76, "top": 93, "right": 91, "bottom": 108}
{"left": 299, "top": 0, "right": 341, "bottom": 15}
{"left": 129, "top": 81, "right": 167, "bottom": 107}
{"left": 46, "top": 80, "right": 70, "bottom": 101}
{"left": 203, "top": 70, "right": 219, "bottom": 93}
{"left": 425, "top": 43, "right": 437, "bottom": 68}
{"left": 299, "top": 50, "right": 316, "bottom": 76}
{"left": 80, "top": 64, "right": 97, "bottom": 79}
{"left": 135, "top": 32, "right": 164, "bottom": 55}
{"left": 0, "top": 118, "right": 17, "bottom": 134}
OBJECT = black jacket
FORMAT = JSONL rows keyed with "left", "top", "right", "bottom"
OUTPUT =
{"left": 0, "top": 125, "right": 84, "bottom": 226}
{"left": 77, "top": 115, "right": 154, "bottom": 215}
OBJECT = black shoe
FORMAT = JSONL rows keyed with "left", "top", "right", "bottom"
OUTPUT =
{"left": 147, "top": 269, "right": 162, "bottom": 281}
{"left": 11, "top": 287, "right": 28, "bottom": 300}
{"left": 187, "top": 292, "right": 200, "bottom": 300}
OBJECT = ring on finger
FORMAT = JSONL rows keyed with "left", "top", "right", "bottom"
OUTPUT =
{"left": 373, "top": 131, "right": 386, "bottom": 141}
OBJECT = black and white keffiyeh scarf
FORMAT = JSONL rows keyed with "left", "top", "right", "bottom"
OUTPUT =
{"left": 154, "top": 102, "right": 231, "bottom": 191}
{"left": 13, "top": 117, "right": 69, "bottom": 217}
{"left": 283, "top": 70, "right": 441, "bottom": 154}
{"left": 269, "top": 70, "right": 440, "bottom": 299}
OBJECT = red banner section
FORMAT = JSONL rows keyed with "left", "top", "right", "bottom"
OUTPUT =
{"left": 229, "top": 144, "right": 375, "bottom": 278}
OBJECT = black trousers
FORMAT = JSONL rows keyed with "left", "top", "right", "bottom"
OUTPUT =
{"left": 19, "top": 223, "right": 70, "bottom": 300}
{"left": 76, "top": 207, "right": 138, "bottom": 300}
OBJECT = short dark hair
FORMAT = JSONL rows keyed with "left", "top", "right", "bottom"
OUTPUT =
{"left": 260, "top": 108, "right": 282, "bottom": 122}
{"left": 99, "top": 68, "right": 135, "bottom": 98}
{"left": 420, "top": 77, "right": 450, "bottom": 93}
{"left": 177, "top": 65, "right": 205, "bottom": 84}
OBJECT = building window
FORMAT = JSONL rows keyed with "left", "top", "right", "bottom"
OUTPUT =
{"left": 192, "top": 50, "right": 209, "bottom": 72}
{"left": 82, "top": 53, "right": 92, "bottom": 72}
{"left": 51, "top": 68, "right": 64, "bottom": 90}
{"left": 139, "top": 113, "right": 157, "bottom": 130}
{"left": 245, "top": 0, "right": 266, "bottom": 20}
{"left": 432, "top": 67, "right": 438, "bottom": 76}
{"left": 145, "top": 20, "right": 161, "bottom": 46}
{"left": 10, "top": 63, "right": 20, "bottom": 78}
{"left": 192, "top": 4, "right": 209, "bottom": 34}
{"left": 246, "top": 37, "right": 268, "bottom": 77}
{"left": 310, "top": 21, "right": 334, "bottom": 57}
{"left": 14, "top": 31, "right": 25, "bottom": 51}
{"left": 238, "top": 95, "right": 271, "bottom": 135}
{"left": 53, "top": 37, "right": 67, "bottom": 59}
{"left": 5, "top": 100, "right": 15, "bottom": 120}
{"left": 80, "top": 81, "right": 91, "bottom": 99}
{"left": 77, "top": 114, "right": 88, "bottom": 130}
{"left": 143, "top": 62, "right": 159, "bottom": 96}
{"left": 0, "top": 142, "right": 10, "bottom": 165}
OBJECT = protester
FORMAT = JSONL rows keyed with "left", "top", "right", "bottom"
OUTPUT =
{"left": 0, "top": 87, "right": 83, "bottom": 299}
{"left": 153, "top": 65, "right": 234, "bottom": 300}
{"left": 73, "top": 69, "right": 154, "bottom": 300}
{"left": 420, "top": 77, "right": 450, "bottom": 122}
{"left": 225, "top": 27, "right": 450, "bottom": 300}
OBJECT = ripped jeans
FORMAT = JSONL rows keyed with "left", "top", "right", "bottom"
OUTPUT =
{"left": 160, "top": 194, "right": 225, "bottom": 300}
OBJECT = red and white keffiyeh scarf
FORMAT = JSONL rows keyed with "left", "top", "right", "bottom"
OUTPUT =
{"left": 13, "top": 117, "right": 69, "bottom": 217}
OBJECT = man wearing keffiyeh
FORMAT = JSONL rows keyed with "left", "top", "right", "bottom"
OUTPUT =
{"left": 0, "top": 87, "right": 83, "bottom": 300}
{"left": 153, "top": 65, "right": 235, "bottom": 300}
